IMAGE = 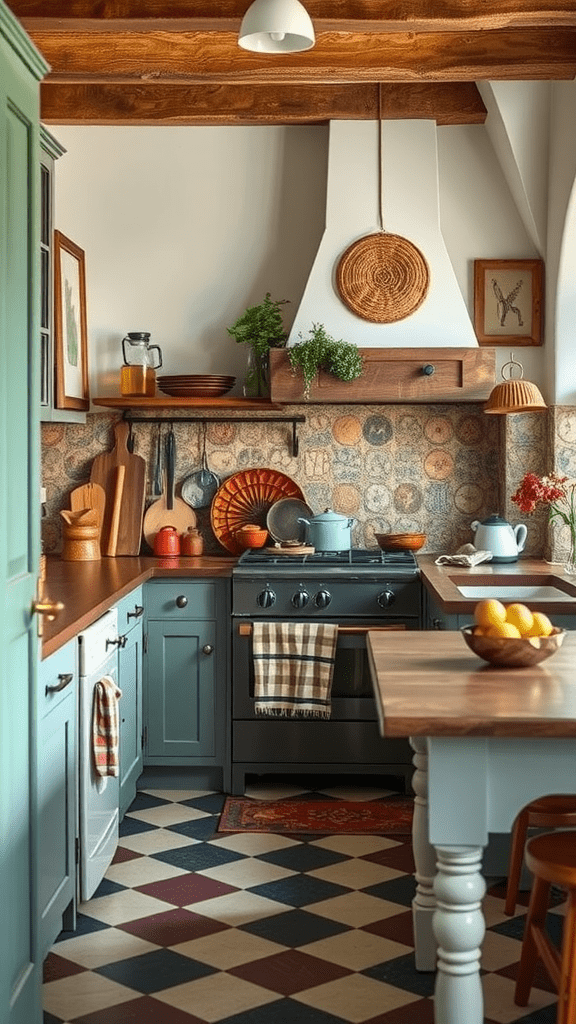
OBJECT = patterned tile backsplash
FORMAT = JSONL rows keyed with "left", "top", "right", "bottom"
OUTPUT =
{"left": 41, "top": 403, "right": 575, "bottom": 561}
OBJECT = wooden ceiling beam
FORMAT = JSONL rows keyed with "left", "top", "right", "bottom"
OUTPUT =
{"left": 29, "top": 28, "right": 576, "bottom": 84}
{"left": 28, "top": 28, "right": 576, "bottom": 84}
{"left": 13, "top": 1, "right": 576, "bottom": 33}
{"left": 39, "top": 81, "right": 487, "bottom": 126}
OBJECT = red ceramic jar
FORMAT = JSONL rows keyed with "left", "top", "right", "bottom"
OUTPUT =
{"left": 153, "top": 525, "right": 181, "bottom": 556}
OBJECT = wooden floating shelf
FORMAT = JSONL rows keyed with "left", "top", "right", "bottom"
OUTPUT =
{"left": 269, "top": 347, "right": 496, "bottom": 404}
{"left": 92, "top": 396, "right": 284, "bottom": 410}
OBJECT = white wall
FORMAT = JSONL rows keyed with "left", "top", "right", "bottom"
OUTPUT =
{"left": 53, "top": 116, "right": 547, "bottom": 402}
{"left": 54, "top": 125, "right": 328, "bottom": 400}
{"left": 547, "top": 81, "right": 576, "bottom": 406}
{"left": 478, "top": 81, "right": 550, "bottom": 255}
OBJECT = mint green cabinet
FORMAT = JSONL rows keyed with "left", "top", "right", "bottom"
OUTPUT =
{"left": 143, "top": 581, "right": 229, "bottom": 768}
{"left": 1, "top": 5, "right": 48, "bottom": 1022}
{"left": 116, "top": 588, "right": 144, "bottom": 818}
{"left": 37, "top": 640, "right": 77, "bottom": 960}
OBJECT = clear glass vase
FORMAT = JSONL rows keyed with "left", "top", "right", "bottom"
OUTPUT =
{"left": 564, "top": 523, "right": 576, "bottom": 575}
{"left": 243, "top": 349, "right": 270, "bottom": 399}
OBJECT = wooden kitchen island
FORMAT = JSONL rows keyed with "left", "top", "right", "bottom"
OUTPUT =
{"left": 368, "top": 629, "right": 576, "bottom": 1024}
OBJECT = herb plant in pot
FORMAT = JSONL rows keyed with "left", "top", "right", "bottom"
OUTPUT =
{"left": 227, "top": 293, "right": 289, "bottom": 399}
{"left": 288, "top": 323, "right": 364, "bottom": 400}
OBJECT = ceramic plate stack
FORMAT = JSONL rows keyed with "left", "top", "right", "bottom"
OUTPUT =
{"left": 211, "top": 469, "right": 306, "bottom": 554}
{"left": 157, "top": 374, "right": 236, "bottom": 398}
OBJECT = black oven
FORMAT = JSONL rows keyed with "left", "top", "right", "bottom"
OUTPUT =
{"left": 233, "top": 619, "right": 410, "bottom": 717}
{"left": 230, "top": 550, "right": 421, "bottom": 795}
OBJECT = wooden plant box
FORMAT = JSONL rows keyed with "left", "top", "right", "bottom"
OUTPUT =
{"left": 269, "top": 347, "right": 496, "bottom": 404}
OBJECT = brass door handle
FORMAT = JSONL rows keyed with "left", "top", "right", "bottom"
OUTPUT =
{"left": 32, "top": 598, "right": 64, "bottom": 621}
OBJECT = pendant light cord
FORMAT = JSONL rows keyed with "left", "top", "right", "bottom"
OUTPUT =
{"left": 378, "top": 83, "right": 385, "bottom": 233}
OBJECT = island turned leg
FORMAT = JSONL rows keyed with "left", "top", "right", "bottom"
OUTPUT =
{"left": 410, "top": 736, "right": 437, "bottom": 971}
{"left": 432, "top": 844, "right": 486, "bottom": 1024}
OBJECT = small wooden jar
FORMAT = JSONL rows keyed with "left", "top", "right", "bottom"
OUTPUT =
{"left": 60, "top": 510, "right": 101, "bottom": 561}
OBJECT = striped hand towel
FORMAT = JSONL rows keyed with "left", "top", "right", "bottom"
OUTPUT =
{"left": 253, "top": 622, "right": 338, "bottom": 719}
{"left": 92, "top": 675, "right": 122, "bottom": 777}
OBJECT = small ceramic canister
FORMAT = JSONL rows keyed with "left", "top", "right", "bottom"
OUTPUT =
{"left": 153, "top": 525, "right": 181, "bottom": 556}
{"left": 181, "top": 527, "right": 204, "bottom": 556}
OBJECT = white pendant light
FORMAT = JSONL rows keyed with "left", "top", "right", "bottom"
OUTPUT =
{"left": 238, "top": 0, "right": 315, "bottom": 53}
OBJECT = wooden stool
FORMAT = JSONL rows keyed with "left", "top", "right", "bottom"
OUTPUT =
{"left": 514, "top": 830, "right": 576, "bottom": 1023}
{"left": 505, "top": 796, "right": 576, "bottom": 916}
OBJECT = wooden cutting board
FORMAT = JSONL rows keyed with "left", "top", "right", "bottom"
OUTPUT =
{"left": 69, "top": 482, "right": 106, "bottom": 544}
{"left": 90, "top": 420, "right": 146, "bottom": 555}
{"left": 142, "top": 423, "right": 196, "bottom": 551}
{"left": 265, "top": 545, "right": 315, "bottom": 555}
{"left": 142, "top": 478, "right": 197, "bottom": 550}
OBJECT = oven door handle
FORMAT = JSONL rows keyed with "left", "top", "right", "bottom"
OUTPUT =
{"left": 236, "top": 623, "right": 406, "bottom": 637}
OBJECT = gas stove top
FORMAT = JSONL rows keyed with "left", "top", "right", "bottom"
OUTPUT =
{"left": 234, "top": 547, "right": 419, "bottom": 578}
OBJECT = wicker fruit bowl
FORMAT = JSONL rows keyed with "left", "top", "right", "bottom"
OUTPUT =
{"left": 375, "top": 532, "right": 426, "bottom": 552}
{"left": 461, "top": 625, "right": 567, "bottom": 668}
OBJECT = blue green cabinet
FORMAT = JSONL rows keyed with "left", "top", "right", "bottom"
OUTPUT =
{"left": 37, "top": 640, "right": 77, "bottom": 960}
{"left": 143, "top": 581, "right": 229, "bottom": 768}
{"left": 424, "top": 591, "right": 576, "bottom": 632}
{"left": 116, "top": 588, "right": 144, "bottom": 818}
{"left": 1, "top": 4, "right": 48, "bottom": 1022}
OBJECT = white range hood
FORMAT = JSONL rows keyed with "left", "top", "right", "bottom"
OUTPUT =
{"left": 288, "top": 119, "right": 478, "bottom": 349}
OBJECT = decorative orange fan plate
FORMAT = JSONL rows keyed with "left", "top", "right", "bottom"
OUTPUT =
{"left": 211, "top": 469, "right": 306, "bottom": 554}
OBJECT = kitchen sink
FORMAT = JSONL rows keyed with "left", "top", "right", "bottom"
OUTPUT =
{"left": 455, "top": 584, "right": 575, "bottom": 602}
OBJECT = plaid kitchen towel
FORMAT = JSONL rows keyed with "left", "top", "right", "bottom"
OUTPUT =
{"left": 92, "top": 675, "right": 122, "bottom": 777}
{"left": 253, "top": 622, "right": 338, "bottom": 719}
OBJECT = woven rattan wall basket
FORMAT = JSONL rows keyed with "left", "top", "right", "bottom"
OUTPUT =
{"left": 336, "top": 232, "right": 430, "bottom": 324}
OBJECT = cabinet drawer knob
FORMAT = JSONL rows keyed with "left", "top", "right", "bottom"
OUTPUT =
{"left": 45, "top": 672, "right": 73, "bottom": 696}
{"left": 176, "top": 595, "right": 188, "bottom": 608}
{"left": 127, "top": 605, "right": 144, "bottom": 620}
{"left": 202, "top": 644, "right": 214, "bottom": 655}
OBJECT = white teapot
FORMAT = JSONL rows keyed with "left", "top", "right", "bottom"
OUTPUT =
{"left": 470, "top": 515, "right": 527, "bottom": 563}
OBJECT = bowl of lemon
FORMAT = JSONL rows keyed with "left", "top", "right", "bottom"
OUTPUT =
{"left": 461, "top": 599, "right": 567, "bottom": 668}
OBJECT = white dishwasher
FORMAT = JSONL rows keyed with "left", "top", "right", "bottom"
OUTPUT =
{"left": 78, "top": 608, "right": 121, "bottom": 901}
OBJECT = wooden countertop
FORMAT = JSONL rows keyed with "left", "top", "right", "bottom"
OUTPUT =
{"left": 41, "top": 555, "right": 236, "bottom": 658}
{"left": 42, "top": 551, "right": 576, "bottom": 660}
{"left": 417, "top": 554, "right": 576, "bottom": 614}
{"left": 368, "top": 629, "right": 576, "bottom": 738}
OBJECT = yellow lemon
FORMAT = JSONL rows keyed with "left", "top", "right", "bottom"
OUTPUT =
{"left": 474, "top": 599, "right": 507, "bottom": 629}
{"left": 486, "top": 622, "right": 522, "bottom": 638}
{"left": 505, "top": 603, "right": 534, "bottom": 636}
{"left": 524, "top": 611, "right": 554, "bottom": 637}
{"left": 473, "top": 625, "right": 488, "bottom": 636}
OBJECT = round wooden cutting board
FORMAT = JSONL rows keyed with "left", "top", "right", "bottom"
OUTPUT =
{"left": 142, "top": 489, "right": 197, "bottom": 551}
{"left": 264, "top": 545, "right": 315, "bottom": 555}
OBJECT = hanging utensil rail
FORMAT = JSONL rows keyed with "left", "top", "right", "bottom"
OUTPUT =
{"left": 121, "top": 412, "right": 306, "bottom": 457}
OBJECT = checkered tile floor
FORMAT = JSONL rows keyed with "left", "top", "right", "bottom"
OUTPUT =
{"left": 43, "top": 780, "right": 565, "bottom": 1024}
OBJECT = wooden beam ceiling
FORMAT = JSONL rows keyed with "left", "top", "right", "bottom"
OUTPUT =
{"left": 8, "top": 1, "right": 576, "bottom": 126}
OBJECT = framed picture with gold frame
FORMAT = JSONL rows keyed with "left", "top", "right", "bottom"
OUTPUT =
{"left": 474, "top": 258, "right": 543, "bottom": 346}
{"left": 54, "top": 230, "right": 89, "bottom": 410}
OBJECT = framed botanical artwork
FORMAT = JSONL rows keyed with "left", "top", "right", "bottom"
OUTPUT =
{"left": 473, "top": 258, "right": 544, "bottom": 346}
{"left": 54, "top": 230, "right": 89, "bottom": 410}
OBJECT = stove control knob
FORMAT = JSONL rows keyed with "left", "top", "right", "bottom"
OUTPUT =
{"left": 257, "top": 587, "right": 276, "bottom": 608}
{"left": 292, "top": 588, "right": 309, "bottom": 609}
{"left": 315, "top": 589, "right": 332, "bottom": 609}
{"left": 377, "top": 588, "right": 396, "bottom": 609}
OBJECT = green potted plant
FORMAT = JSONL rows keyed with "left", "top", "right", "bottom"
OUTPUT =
{"left": 288, "top": 323, "right": 364, "bottom": 400}
{"left": 227, "top": 293, "right": 289, "bottom": 398}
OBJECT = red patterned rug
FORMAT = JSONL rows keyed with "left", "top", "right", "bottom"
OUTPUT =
{"left": 218, "top": 796, "right": 413, "bottom": 834}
